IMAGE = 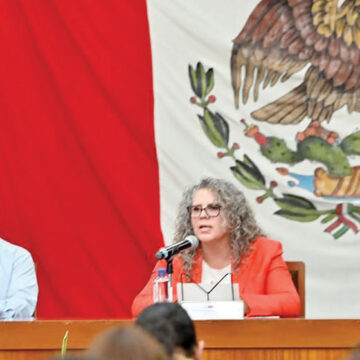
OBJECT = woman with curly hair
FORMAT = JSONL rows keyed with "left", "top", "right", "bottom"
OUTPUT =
{"left": 132, "top": 177, "right": 300, "bottom": 318}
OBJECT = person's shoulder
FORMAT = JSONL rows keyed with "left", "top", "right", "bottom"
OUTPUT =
{"left": 252, "top": 236, "right": 282, "bottom": 252}
{"left": 0, "top": 237, "right": 32, "bottom": 258}
{"left": 246, "top": 236, "right": 284, "bottom": 266}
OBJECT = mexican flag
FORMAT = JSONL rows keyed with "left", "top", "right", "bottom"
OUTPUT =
{"left": 1, "top": 0, "right": 359, "bottom": 318}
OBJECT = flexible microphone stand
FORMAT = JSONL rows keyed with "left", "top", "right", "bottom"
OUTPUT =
{"left": 166, "top": 257, "right": 173, "bottom": 302}
{"left": 155, "top": 235, "right": 199, "bottom": 302}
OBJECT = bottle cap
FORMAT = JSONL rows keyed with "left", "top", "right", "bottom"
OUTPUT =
{"left": 157, "top": 268, "right": 167, "bottom": 276}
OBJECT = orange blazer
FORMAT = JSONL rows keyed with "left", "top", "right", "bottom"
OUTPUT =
{"left": 131, "top": 237, "right": 301, "bottom": 318}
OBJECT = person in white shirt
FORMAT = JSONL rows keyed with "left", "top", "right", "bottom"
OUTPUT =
{"left": 0, "top": 237, "right": 38, "bottom": 320}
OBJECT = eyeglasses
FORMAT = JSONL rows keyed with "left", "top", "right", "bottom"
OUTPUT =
{"left": 188, "top": 203, "right": 222, "bottom": 218}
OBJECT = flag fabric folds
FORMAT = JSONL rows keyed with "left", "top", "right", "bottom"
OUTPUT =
{"left": 0, "top": 0, "right": 162, "bottom": 318}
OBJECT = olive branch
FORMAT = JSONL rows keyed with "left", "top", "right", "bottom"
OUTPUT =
{"left": 188, "top": 62, "right": 360, "bottom": 239}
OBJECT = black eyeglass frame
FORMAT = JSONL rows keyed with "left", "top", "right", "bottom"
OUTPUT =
{"left": 187, "top": 203, "right": 222, "bottom": 218}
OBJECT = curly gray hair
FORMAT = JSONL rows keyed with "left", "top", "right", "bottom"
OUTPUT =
{"left": 173, "top": 177, "right": 262, "bottom": 274}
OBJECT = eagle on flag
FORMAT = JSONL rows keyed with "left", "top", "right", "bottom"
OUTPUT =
{"left": 231, "top": 0, "right": 360, "bottom": 139}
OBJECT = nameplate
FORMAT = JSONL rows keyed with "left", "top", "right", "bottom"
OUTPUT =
{"left": 180, "top": 301, "right": 244, "bottom": 320}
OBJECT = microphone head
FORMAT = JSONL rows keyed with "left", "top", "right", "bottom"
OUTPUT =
{"left": 185, "top": 235, "right": 199, "bottom": 249}
{"left": 155, "top": 250, "right": 164, "bottom": 260}
{"left": 154, "top": 235, "right": 199, "bottom": 260}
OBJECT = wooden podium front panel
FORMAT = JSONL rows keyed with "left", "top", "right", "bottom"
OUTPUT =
{"left": 195, "top": 320, "right": 359, "bottom": 360}
{"left": 0, "top": 320, "right": 131, "bottom": 360}
{"left": 0, "top": 320, "right": 359, "bottom": 360}
{"left": 204, "top": 349, "right": 350, "bottom": 360}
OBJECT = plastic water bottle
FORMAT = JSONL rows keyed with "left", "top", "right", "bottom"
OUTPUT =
{"left": 153, "top": 268, "right": 169, "bottom": 303}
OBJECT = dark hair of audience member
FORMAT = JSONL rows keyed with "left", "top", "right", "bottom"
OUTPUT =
{"left": 86, "top": 326, "right": 168, "bottom": 360}
{"left": 136, "top": 303, "right": 197, "bottom": 358}
{"left": 136, "top": 317, "right": 177, "bottom": 356}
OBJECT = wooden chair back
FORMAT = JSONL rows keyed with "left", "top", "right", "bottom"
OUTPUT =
{"left": 285, "top": 261, "right": 305, "bottom": 317}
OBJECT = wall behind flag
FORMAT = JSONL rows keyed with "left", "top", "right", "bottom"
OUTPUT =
{"left": 0, "top": 0, "right": 163, "bottom": 318}
{"left": 148, "top": 0, "right": 360, "bottom": 318}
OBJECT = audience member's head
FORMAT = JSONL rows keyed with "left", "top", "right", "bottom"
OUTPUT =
{"left": 136, "top": 302, "right": 203, "bottom": 360}
{"left": 87, "top": 326, "right": 168, "bottom": 360}
{"left": 136, "top": 316, "right": 177, "bottom": 356}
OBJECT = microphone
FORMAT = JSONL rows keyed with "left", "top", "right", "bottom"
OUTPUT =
{"left": 155, "top": 235, "right": 199, "bottom": 260}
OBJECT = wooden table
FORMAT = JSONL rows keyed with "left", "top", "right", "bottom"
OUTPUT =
{"left": 0, "top": 319, "right": 359, "bottom": 360}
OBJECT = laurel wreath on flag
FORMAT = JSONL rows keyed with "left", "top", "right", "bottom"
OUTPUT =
{"left": 188, "top": 62, "right": 360, "bottom": 239}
